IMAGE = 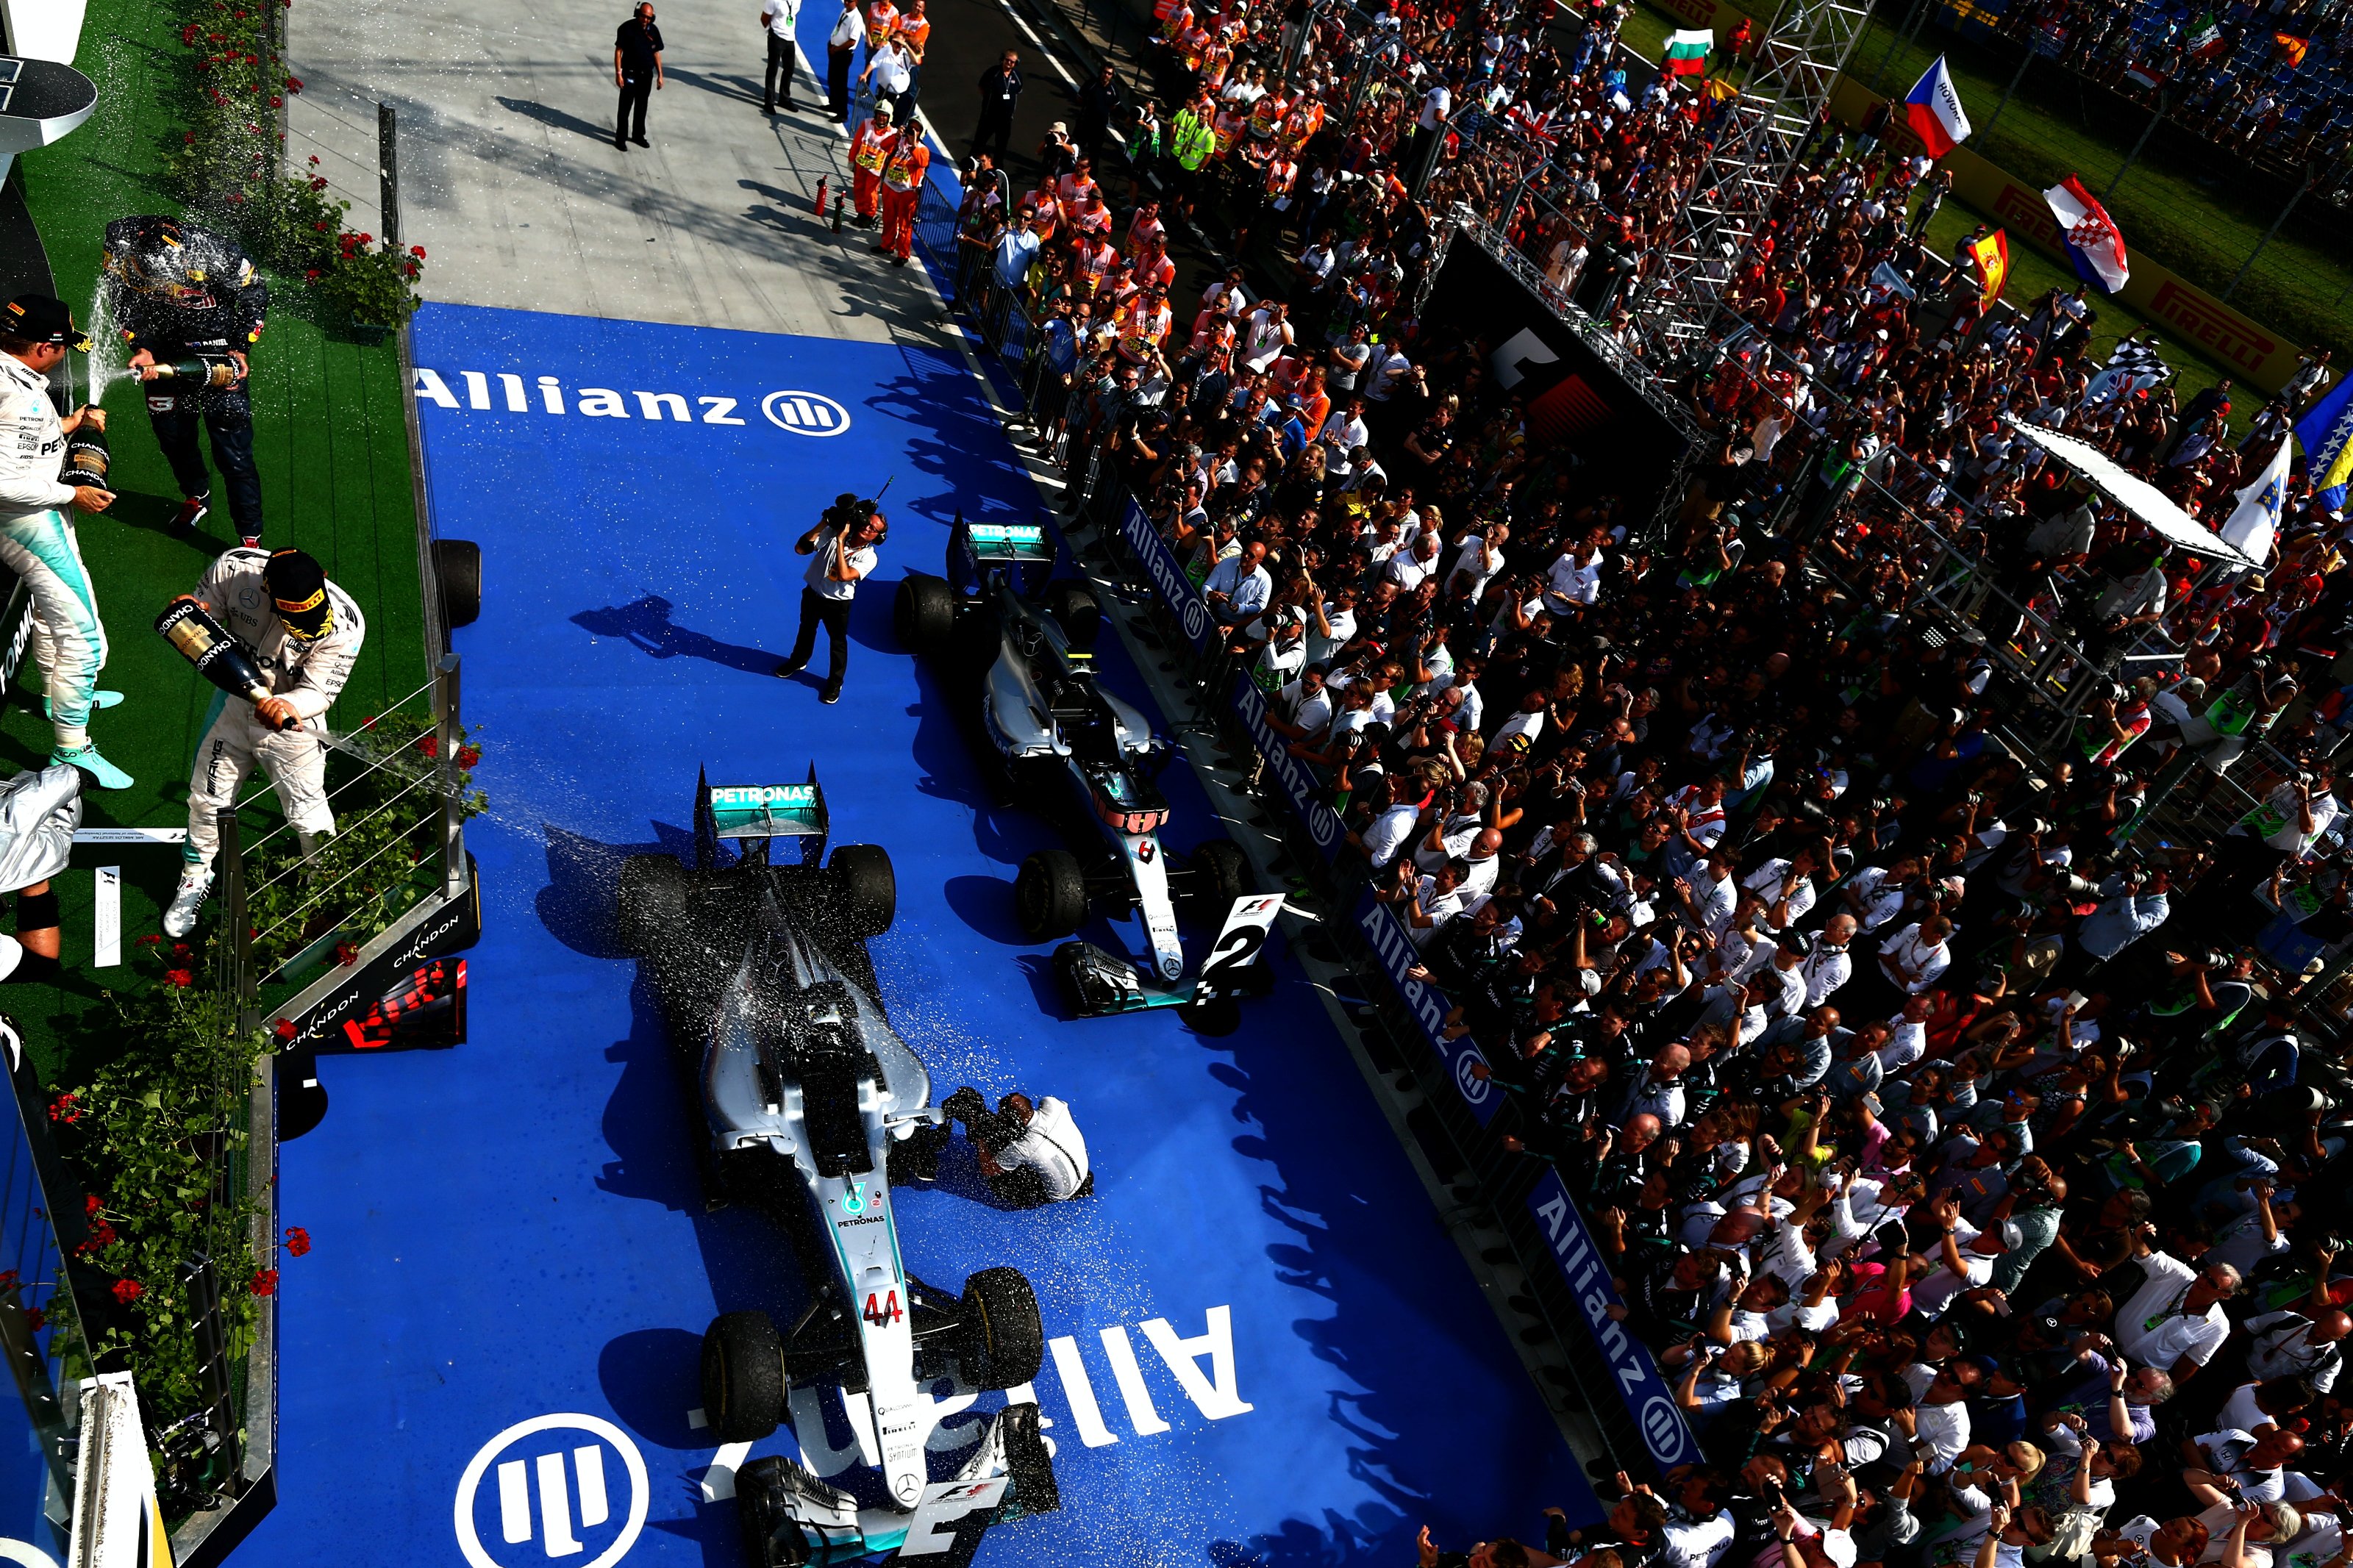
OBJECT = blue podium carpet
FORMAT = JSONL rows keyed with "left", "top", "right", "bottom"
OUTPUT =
{"left": 235, "top": 301, "right": 1595, "bottom": 1567}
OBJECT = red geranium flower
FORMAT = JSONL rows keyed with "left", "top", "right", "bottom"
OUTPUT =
{"left": 415, "top": 734, "right": 440, "bottom": 759}
{"left": 456, "top": 744, "right": 482, "bottom": 769}
{"left": 410, "top": 245, "right": 427, "bottom": 259}
{"left": 84, "top": 1221, "right": 115, "bottom": 1248}
{"left": 83, "top": 1195, "right": 101, "bottom": 1217}
{"left": 284, "top": 1226, "right": 311, "bottom": 1257}
{"left": 48, "top": 1094, "right": 78, "bottom": 1125}
{"left": 249, "top": 1269, "right": 279, "bottom": 1298}
{"left": 111, "top": 1280, "right": 143, "bottom": 1304}
{"left": 163, "top": 969, "right": 194, "bottom": 989}
{"left": 274, "top": 1019, "right": 296, "bottom": 1041}
{"left": 136, "top": 934, "right": 161, "bottom": 946}
{"left": 333, "top": 942, "right": 358, "bottom": 967}
{"left": 26, "top": 1309, "right": 46, "bottom": 1333}
{"left": 0, "top": 1272, "right": 21, "bottom": 1294}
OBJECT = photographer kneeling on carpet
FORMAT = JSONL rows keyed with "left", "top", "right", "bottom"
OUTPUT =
{"left": 932, "top": 1085, "right": 1092, "bottom": 1205}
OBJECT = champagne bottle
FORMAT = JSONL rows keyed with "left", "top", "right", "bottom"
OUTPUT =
{"left": 150, "top": 355, "right": 241, "bottom": 388}
{"left": 58, "top": 407, "right": 107, "bottom": 489}
{"left": 154, "top": 600, "right": 300, "bottom": 730}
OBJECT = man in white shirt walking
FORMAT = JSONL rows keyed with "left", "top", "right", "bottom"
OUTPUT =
{"left": 825, "top": 0, "right": 864, "bottom": 121}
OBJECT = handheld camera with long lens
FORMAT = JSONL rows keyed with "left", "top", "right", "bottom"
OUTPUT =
{"left": 154, "top": 599, "right": 301, "bottom": 730}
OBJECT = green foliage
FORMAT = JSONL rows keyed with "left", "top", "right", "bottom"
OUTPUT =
{"left": 240, "top": 711, "right": 484, "bottom": 981}
{"left": 158, "top": 0, "right": 425, "bottom": 326}
{"left": 54, "top": 955, "right": 265, "bottom": 1436}
{"left": 51, "top": 715, "right": 483, "bottom": 1445}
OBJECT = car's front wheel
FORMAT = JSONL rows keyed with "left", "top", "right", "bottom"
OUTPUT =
{"left": 960, "top": 1267, "right": 1046, "bottom": 1391}
{"left": 701, "top": 1310, "right": 785, "bottom": 1442}
{"left": 1014, "top": 848, "right": 1088, "bottom": 939}
{"left": 1183, "top": 840, "right": 1247, "bottom": 919}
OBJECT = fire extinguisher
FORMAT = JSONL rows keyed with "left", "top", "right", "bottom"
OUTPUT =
{"left": 814, "top": 176, "right": 829, "bottom": 215}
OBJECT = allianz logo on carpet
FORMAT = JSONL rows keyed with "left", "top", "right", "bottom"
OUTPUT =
{"left": 410, "top": 367, "right": 851, "bottom": 437}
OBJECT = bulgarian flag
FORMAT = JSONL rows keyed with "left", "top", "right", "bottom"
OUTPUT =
{"left": 2045, "top": 175, "right": 2130, "bottom": 294}
{"left": 1903, "top": 55, "right": 1972, "bottom": 157}
{"left": 1968, "top": 228, "right": 2010, "bottom": 307}
{"left": 1663, "top": 29, "right": 1712, "bottom": 74}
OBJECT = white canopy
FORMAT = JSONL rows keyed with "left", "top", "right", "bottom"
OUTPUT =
{"left": 2004, "top": 416, "right": 2257, "bottom": 567}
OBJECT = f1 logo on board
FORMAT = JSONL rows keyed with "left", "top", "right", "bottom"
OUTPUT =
{"left": 454, "top": 1414, "right": 649, "bottom": 1568}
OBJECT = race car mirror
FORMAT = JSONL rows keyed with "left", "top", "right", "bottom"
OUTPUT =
{"left": 693, "top": 762, "right": 829, "bottom": 868}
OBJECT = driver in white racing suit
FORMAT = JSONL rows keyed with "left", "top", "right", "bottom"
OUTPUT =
{"left": 163, "top": 546, "right": 365, "bottom": 937}
{"left": 0, "top": 295, "right": 129, "bottom": 790}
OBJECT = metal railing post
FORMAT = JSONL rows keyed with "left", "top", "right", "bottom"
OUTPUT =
{"left": 436, "top": 654, "right": 465, "bottom": 901}
{"left": 378, "top": 101, "right": 401, "bottom": 250}
{"left": 218, "top": 809, "right": 257, "bottom": 1034}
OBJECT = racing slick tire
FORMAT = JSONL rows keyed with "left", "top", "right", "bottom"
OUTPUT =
{"left": 701, "top": 1310, "right": 786, "bottom": 1442}
{"left": 1014, "top": 848, "right": 1088, "bottom": 939}
{"left": 894, "top": 572, "right": 955, "bottom": 654}
{"left": 826, "top": 843, "right": 897, "bottom": 939}
{"left": 1043, "top": 579, "right": 1101, "bottom": 650}
{"left": 618, "top": 853, "right": 690, "bottom": 957}
{"left": 1184, "top": 840, "right": 1247, "bottom": 917}
{"left": 959, "top": 1267, "right": 1046, "bottom": 1391}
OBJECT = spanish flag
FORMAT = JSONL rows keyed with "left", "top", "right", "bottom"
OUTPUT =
{"left": 2277, "top": 32, "right": 2310, "bottom": 65}
{"left": 1968, "top": 228, "right": 2010, "bottom": 307}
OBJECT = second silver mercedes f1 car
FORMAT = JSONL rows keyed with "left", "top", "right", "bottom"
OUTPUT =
{"left": 894, "top": 517, "right": 1248, "bottom": 1016}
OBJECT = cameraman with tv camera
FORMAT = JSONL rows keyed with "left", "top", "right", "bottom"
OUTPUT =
{"left": 774, "top": 493, "right": 887, "bottom": 705}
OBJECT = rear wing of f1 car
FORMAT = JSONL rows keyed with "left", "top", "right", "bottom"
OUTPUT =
{"left": 949, "top": 511, "right": 1057, "bottom": 595}
{"left": 694, "top": 763, "right": 829, "bottom": 869}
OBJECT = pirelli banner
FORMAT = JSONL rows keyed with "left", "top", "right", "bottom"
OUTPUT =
{"left": 1824, "top": 76, "right": 2311, "bottom": 395}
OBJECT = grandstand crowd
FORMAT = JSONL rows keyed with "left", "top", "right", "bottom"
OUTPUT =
{"left": 938, "top": 0, "right": 2353, "bottom": 1563}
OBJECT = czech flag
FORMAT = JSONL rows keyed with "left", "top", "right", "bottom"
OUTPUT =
{"left": 1968, "top": 228, "right": 2010, "bottom": 307}
{"left": 1903, "top": 55, "right": 1972, "bottom": 158}
{"left": 1662, "top": 29, "right": 1712, "bottom": 75}
{"left": 2043, "top": 174, "right": 2131, "bottom": 295}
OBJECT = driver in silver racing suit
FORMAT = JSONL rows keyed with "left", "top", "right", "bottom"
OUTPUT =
{"left": 0, "top": 294, "right": 129, "bottom": 790}
{"left": 163, "top": 546, "right": 366, "bottom": 937}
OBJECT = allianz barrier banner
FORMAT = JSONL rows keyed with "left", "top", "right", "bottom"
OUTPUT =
{"left": 1118, "top": 499, "right": 1216, "bottom": 654}
{"left": 1228, "top": 676, "right": 1348, "bottom": 862}
{"left": 1347, "top": 882, "right": 1700, "bottom": 1469}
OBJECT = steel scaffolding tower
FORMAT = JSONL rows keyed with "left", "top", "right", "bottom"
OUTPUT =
{"left": 1638, "top": 0, "right": 1879, "bottom": 363}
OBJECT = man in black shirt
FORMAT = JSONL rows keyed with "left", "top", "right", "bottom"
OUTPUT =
{"left": 1076, "top": 63, "right": 1123, "bottom": 164}
{"left": 971, "top": 51, "right": 1023, "bottom": 162}
{"left": 613, "top": 3, "right": 665, "bottom": 151}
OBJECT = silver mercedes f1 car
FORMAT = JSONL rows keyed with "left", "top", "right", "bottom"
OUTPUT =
{"left": 894, "top": 517, "right": 1248, "bottom": 1016}
{"left": 617, "top": 769, "right": 1058, "bottom": 1562}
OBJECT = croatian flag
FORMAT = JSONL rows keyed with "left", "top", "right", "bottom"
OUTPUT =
{"left": 1903, "top": 56, "right": 1971, "bottom": 157}
{"left": 2043, "top": 174, "right": 2131, "bottom": 294}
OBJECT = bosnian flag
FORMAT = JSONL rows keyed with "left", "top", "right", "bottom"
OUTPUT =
{"left": 2044, "top": 174, "right": 2131, "bottom": 295}
{"left": 1662, "top": 29, "right": 1712, "bottom": 74}
{"left": 1903, "top": 56, "right": 1972, "bottom": 157}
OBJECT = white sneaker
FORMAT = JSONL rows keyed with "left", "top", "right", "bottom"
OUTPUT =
{"left": 163, "top": 869, "right": 214, "bottom": 939}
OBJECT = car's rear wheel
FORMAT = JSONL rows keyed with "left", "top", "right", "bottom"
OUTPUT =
{"left": 618, "top": 853, "right": 690, "bottom": 956}
{"left": 1014, "top": 849, "right": 1088, "bottom": 939}
{"left": 1043, "top": 580, "right": 1101, "bottom": 650}
{"left": 895, "top": 573, "right": 954, "bottom": 654}
{"left": 827, "top": 843, "right": 896, "bottom": 938}
{"left": 701, "top": 1310, "right": 785, "bottom": 1441}
{"left": 960, "top": 1267, "right": 1046, "bottom": 1391}
{"left": 1184, "top": 840, "right": 1247, "bottom": 918}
